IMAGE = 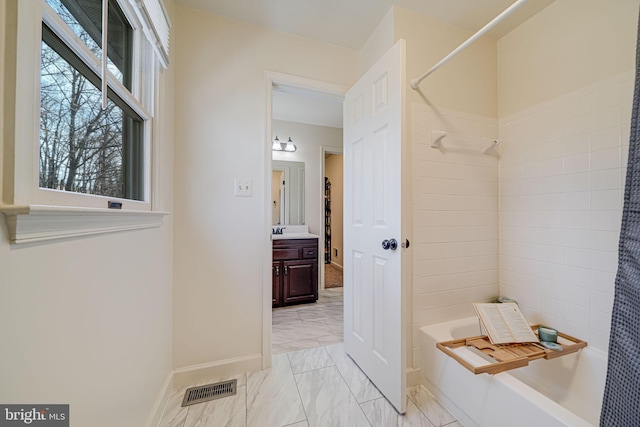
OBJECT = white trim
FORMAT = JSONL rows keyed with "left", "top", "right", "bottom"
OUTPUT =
{"left": 0, "top": 205, "right": 167, "bottom": 244}
{"left": 406, "top": 367, "right": 421, "bottom": 388}
{"left": 267, "top": 71, "right": 349, "bottom": 99}
{"left": 12, "top": 0, "right": 42, "bottom": 206}
{"left": 101, "top": 0, "right": 108, "bottom": 109}
{"left": 263, "top": 73, "right": 273, "bottom": 370}
{"left": 264, "top": 71, "right": 348, "bottom": 369}
{"left": 145, "top": 370, "right": 173, "bottom": 427}
{"left": 130, "top": 0, "right": 171, "bottom": 68}
{"left": 173, "top": 353, "right": 262, "bottom": 388}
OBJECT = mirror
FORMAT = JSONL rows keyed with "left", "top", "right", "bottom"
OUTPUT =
{"left": 272, "top": 160, "right": 305, "bottom": 225}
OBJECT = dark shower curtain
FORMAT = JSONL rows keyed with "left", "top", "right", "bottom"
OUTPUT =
{"left": 600, "top": 10, "right": 640, "bottom": 427}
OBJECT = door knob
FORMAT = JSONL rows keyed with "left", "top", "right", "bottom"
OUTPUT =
{"left": 389, "top": 239, "right": 398, "bottom": 250}
{"left": 382, "top": 239, "right": 398, "bottom": 250}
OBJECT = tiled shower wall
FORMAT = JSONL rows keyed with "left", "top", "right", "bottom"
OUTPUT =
{"left": 412, "top": 71, "right": 632, "bottom": 358}
{"left": 499, "top": 72, "right": 633, "bottom": 352}
{"left": 412, "top": 104, "right": 500, "bottom": 362}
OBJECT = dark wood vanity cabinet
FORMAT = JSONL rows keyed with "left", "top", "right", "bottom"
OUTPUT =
{"left": 272, "top": 238, "right": 318, "bottom": 307}
{"left": 272, "top": 261, "right": 281, "bottom": 306}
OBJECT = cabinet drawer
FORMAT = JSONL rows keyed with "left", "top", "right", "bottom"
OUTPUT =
{"left": 302, "top": 247, "right": 317, "bottom": 259}
{"left": 273, "top": 248, "right": 301, "bottom": 260}
{"left": 273, "top": 238, "right": 317, "bottom": 247}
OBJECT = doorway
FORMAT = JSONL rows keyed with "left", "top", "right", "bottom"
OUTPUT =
{"left": 265, "top": 41, "right": 408, "bottom": 413}
{"left": 323, "top": 151, "right": 343, "bottom": 290}
{"left": 266, "top": 72, "right": 347, "bottom": 359}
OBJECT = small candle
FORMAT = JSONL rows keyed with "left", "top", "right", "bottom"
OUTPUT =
{"left": 538, "top": 326, "right": 558, "bottom": 343}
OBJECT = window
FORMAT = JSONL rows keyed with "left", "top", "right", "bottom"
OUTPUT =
{"left": 1, "top": 0, "right": 171, "bottom": 243}
{"left": 40, "top": 0, "right": 144, "bottom": 201}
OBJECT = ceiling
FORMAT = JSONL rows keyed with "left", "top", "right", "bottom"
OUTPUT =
{"left": 174, "top": 0, "right": 555, "bottom": 50}
{"left": 175, "top": 0, "right": 556, "bottom": 129}
{"left": 273, "top": 85, "right": 344, "bottom": 129}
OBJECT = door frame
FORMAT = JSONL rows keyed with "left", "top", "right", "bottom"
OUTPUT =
{"left": 263, "top": 71, "right": 348, "bottom": 368}
{"left": 319, "top": 146, "right": 343, "bottom": 291}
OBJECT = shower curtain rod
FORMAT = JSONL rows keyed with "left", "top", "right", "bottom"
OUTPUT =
{"left": 410, "top": 0, "right": 529, "bottom": 90}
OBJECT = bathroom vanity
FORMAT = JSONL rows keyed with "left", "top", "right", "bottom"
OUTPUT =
{"left": 272, "top": 236, "right": 318, "bottom": 307}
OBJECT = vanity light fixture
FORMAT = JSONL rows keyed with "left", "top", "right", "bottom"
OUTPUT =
{"left": 284, "top": 137, "right": 297, "bottom": 152}
{"left": 272, "top": 136, "right": 297, "bottom": 152}
{"left": 272, "top": 136, "right": 283, "bottom": 151}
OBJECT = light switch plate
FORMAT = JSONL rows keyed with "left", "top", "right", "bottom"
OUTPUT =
{"left": 234, "top": 179, "right": 252, "bottom": 197}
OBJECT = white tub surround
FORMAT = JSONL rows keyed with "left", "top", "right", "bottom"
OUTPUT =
{"left": 419, "top": 317, "right": 606, "bottom": 427}
{"left": 411, "top": 104, "right": 500, "bottom": 365}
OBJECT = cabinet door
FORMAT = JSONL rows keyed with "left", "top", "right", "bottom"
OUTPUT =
{"left": 272, "top": 262, "right": 281, "bottom": 307}
{"left": 282, "top": 259, "right": 317, "bottom": 305}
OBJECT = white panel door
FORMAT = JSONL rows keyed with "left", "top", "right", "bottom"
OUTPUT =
{"left": 343, "top": 40, "right": 407, "bottom": 413}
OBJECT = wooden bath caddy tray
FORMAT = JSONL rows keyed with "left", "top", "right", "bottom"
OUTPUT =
{"left": 436, "top": 325, "right": 587, "bottom": 375}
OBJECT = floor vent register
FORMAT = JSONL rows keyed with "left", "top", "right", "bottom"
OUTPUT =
{"left": 181, "top": 379, "right": 237, "bottom": 407}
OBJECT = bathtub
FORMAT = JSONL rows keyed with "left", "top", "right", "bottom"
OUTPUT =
{"left": 418, "top": 317, "right": 607, "bottom": 427}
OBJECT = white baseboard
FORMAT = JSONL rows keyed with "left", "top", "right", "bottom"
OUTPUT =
{"left": 330, "top": 261, "right": 343, "bottom": 270}
{"left": 406, "top": 367, "right": 421, "bottom": 388}
{"left": 173, "top": 353, "right": 262, "bottom": 388}
{"left": 145, "top": 371, "right": 173, "bottom": 427}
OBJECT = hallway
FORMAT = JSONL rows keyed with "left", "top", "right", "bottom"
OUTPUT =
{"left": 324, "top": 264, "right": 343, "bottom": 288}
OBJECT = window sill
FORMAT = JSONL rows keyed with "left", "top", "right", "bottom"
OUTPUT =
{"left": 0, "top": 205, "right": 168, "bottom": 244}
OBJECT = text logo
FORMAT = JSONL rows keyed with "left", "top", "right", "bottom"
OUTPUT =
{"left": 0, "top": 405, "right": 68, "bottom": 426}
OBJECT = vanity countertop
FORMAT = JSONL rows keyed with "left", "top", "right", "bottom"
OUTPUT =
{"left": 272, "top": 232, "right": 319, "bottom": 240}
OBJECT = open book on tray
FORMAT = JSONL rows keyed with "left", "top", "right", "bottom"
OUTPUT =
{"left": 473, "top": 303, "right": 538, "bottom": 345}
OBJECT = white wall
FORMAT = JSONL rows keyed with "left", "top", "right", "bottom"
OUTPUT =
{"left": 172, "top": 5, "right": 358, "bottom": 371}
{"left": 0, "top": 1, "right": 175, "bottom": 425}
{"left": 497, "top": 0, "right": 639, "bottom": 352}
{"left": 272, "top": 120, "right": 343, "bottom": 236}
{"left": 360, "top": 7, "right": 394, "bottom": 75}
{"left": 498, "top": 0, "right": 638, "bottom": 118}
{"left": 394, "top": 6, "right": 498, "bottom": 119}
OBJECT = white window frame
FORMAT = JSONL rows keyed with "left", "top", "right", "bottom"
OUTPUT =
{"left": 0, "top": 0, "right": 167, "bottom": 244}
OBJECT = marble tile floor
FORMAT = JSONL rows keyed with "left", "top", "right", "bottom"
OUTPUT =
{"left": 272, "top": 287, "right": 345, "bottom": 354}
{"left": 159, "top": 342, "right": 462, "bottom": 427}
